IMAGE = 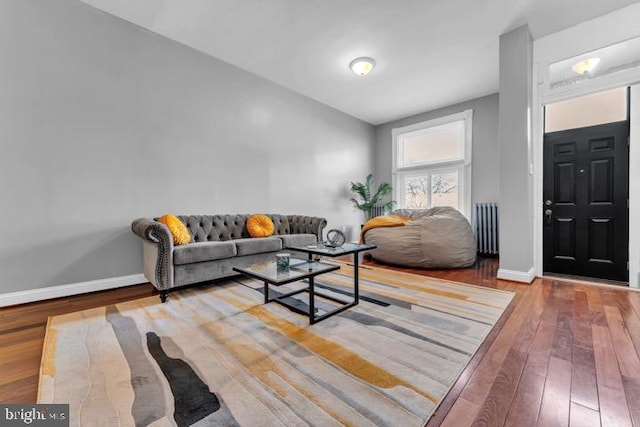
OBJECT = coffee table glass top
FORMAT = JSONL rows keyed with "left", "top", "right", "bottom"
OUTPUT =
{"left": 286, "top": 242, "right": 376, "bottom": 257}
{"left": 233, "top": 258, "right": 339, "bottom": 285}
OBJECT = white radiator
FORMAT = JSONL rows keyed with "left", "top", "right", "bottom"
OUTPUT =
{"left": 474, "top": 203, "right": 499, "bottom": 256}
{"left": 369, "top": 205, "right": 389, "bottom": 218}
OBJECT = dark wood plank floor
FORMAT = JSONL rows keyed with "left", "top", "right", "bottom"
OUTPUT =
{"left": 0, "top": 284, "right": 157, "bottom": 403}
{"left": 2, "top": 257, "right": 640, "bottom": 427}
{"left": 361, "top": 258, "right": 640, "bottom": 427}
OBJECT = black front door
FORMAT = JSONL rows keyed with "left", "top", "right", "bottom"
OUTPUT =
{"left": 543, "top": 121, "right": 629, "bottom": 282}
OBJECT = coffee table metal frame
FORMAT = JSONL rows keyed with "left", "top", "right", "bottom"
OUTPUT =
{"left": 233, "top": 259, "right": 348, "bottom": 324}
{"left": 285, "top": 242, "right": 376, "bottom": 312}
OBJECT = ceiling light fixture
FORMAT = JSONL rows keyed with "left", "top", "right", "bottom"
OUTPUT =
{"left": 571, "top": 57, "right": 601, "bottom": 75}
{"left": 349, "top": 57, "right": 376, "bottom": 76}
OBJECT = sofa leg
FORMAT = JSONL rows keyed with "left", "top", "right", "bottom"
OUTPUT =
{"left": 160, "top": 291, "right": 168, "bottom": 303}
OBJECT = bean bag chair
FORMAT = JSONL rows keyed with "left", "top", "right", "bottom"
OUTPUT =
{"left": 362, "top": 206, "right": 476, "bottom": 268}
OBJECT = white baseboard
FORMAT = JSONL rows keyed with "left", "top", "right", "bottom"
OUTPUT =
{"left": 497, "top": 267, "right": 536, "bottom": 283}
{"left": 0, "top": 274, "right": 147, "bottom": 308}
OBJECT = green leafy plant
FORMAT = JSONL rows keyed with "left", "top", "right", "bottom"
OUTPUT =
{"left": 349, "top": 174, "right": 395, "bottom": 221}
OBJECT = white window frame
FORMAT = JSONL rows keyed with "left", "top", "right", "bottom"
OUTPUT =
{"left": 392, "top": 109, "right": 473, "bottom": 219}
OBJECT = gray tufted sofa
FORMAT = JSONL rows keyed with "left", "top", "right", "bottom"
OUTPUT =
{"left": 131, "top": 214, "right": 327, "bottom": 302}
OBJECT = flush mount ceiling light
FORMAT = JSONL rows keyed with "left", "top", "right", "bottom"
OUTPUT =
{"left": 571, "top": 57, "right": 601, "bottom": 75}
{"left": 349, "top": 57, "right": 376, "bottom": 76}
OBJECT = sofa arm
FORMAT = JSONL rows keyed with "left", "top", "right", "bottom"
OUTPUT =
{"left": 287, "top": 215, "right": 327, "bottom": 241}
{"left": 132, "top": 218, "right": 169, "bottom": 243}
{"left": 131, "top": 218, "right": 174, "bottom": 291}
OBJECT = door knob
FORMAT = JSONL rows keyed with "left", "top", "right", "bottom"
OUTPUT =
{"left": 545, "top": 209, "right": 553, "bottom": 225}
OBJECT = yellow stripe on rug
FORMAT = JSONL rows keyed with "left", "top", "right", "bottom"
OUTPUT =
{"left": 219, "top": 287, "right": 439, "bottom": 404}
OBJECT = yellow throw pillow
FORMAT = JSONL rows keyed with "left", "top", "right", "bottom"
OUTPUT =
{"left": 247, "top": 214, "right": 275, "bottom": 238}
{"left": 158, "top": 214, "right": 191, "bottom": 245}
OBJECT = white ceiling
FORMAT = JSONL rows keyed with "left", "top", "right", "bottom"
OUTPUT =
{"left": 79, "top": 0, "right": 639, "bottom": 125}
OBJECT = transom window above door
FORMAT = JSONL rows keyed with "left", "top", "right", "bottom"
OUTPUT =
{"left": 392, "top": 110, "right": 473, "bottom": 219}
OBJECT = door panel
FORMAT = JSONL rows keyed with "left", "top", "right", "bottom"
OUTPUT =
{"left": 587, "top": 218, "right": 613, "bottom": 262}
{"left": 554, "top": 163, "right": 576, "bottom": 203}
{"left": 543, "top": 121, "right": 629, "bottom": 281}
{"left": 590, "top": 159, "right": 613, "bottom": 203}
{"left": 554, "top": 218, "right": 576, "bottom": 259}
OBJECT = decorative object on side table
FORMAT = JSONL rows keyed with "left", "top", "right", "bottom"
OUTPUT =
{"left": 349, "top": 173, "right": 395, "bottom": 221}
{"left": 326, "top": 229, "right": 346, "bottom": 247}
{"left": 276, "top": 253, "right": 290, "bottom": 271}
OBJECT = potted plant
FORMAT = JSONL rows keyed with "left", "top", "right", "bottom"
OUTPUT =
{"left": 349, "top": 174, "right": 395, "bottom": 222}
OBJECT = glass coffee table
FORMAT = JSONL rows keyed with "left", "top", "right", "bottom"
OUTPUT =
{"left": 233, "top": 259, "right": 345, "bottom": 324}
{"left": 286, "top": 242, "right": 376, "bottom": 304}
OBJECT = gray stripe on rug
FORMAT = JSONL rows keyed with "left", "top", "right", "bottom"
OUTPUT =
{"left": 105, "top": 306, "right": 167, "bottom": 426}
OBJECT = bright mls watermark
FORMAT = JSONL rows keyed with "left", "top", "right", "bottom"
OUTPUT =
{"left": 0, "top": 405, "right": 68, "bottom": 426}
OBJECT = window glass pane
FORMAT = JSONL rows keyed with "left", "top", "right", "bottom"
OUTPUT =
{"left": 399, "top": 121, "right": 464, "bottom": 167}
{"left": 403, "top": 174, "right": 429, "bottom": 209}
{"left": 544, "top": 87, "right": 627, "bottom": 133}
{"left": 431, "top": 171, "right": 459, "bottom": 209}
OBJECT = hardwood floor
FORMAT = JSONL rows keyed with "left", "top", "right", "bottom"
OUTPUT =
{"left": 0, "top": 284, "right": 157, "bottom": 403}
{"left": 362, "top": 257, "right": 640, "bottom": 427}
{"left": 2, "top": 258, "right": 640, "bottom": 426}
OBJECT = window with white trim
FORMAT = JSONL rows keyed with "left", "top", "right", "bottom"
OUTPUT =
{"left": 392, "top": 110, "right": 472, "bottom": 219}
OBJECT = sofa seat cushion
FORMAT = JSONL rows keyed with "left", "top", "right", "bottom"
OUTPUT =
{"left": 234, "top": 237, "right": 282, "bottom": 256}
{"left": 277, "top": 234, "right": 317, "bottom": 249}
{"left": 173, "top": 241, "right": 237, "bottom": 265}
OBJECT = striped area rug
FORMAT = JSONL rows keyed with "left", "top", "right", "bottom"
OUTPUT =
{"left": 38, "top": 262, "right": 513, "bottom": 426}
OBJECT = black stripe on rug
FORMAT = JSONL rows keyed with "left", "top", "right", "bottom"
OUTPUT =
{"left": 145, "top": 332, "right": 237, "bottom": 426}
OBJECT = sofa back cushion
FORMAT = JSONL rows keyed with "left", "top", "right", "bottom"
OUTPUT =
{"left": 270, "top": 214, "right": 290, "bottom": 236}
{"left": 178, "top": 214, "right": 291, "bottom": 242}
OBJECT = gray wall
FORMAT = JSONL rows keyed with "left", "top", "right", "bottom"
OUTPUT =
{"left": 0, "top": 0, "right": 374, "bottom": 294}
{"left": 374, "top": 93, "right": 500, "bottom": 207}
{"left": 498, "top": 25, "right": 534, "bottom": 277}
